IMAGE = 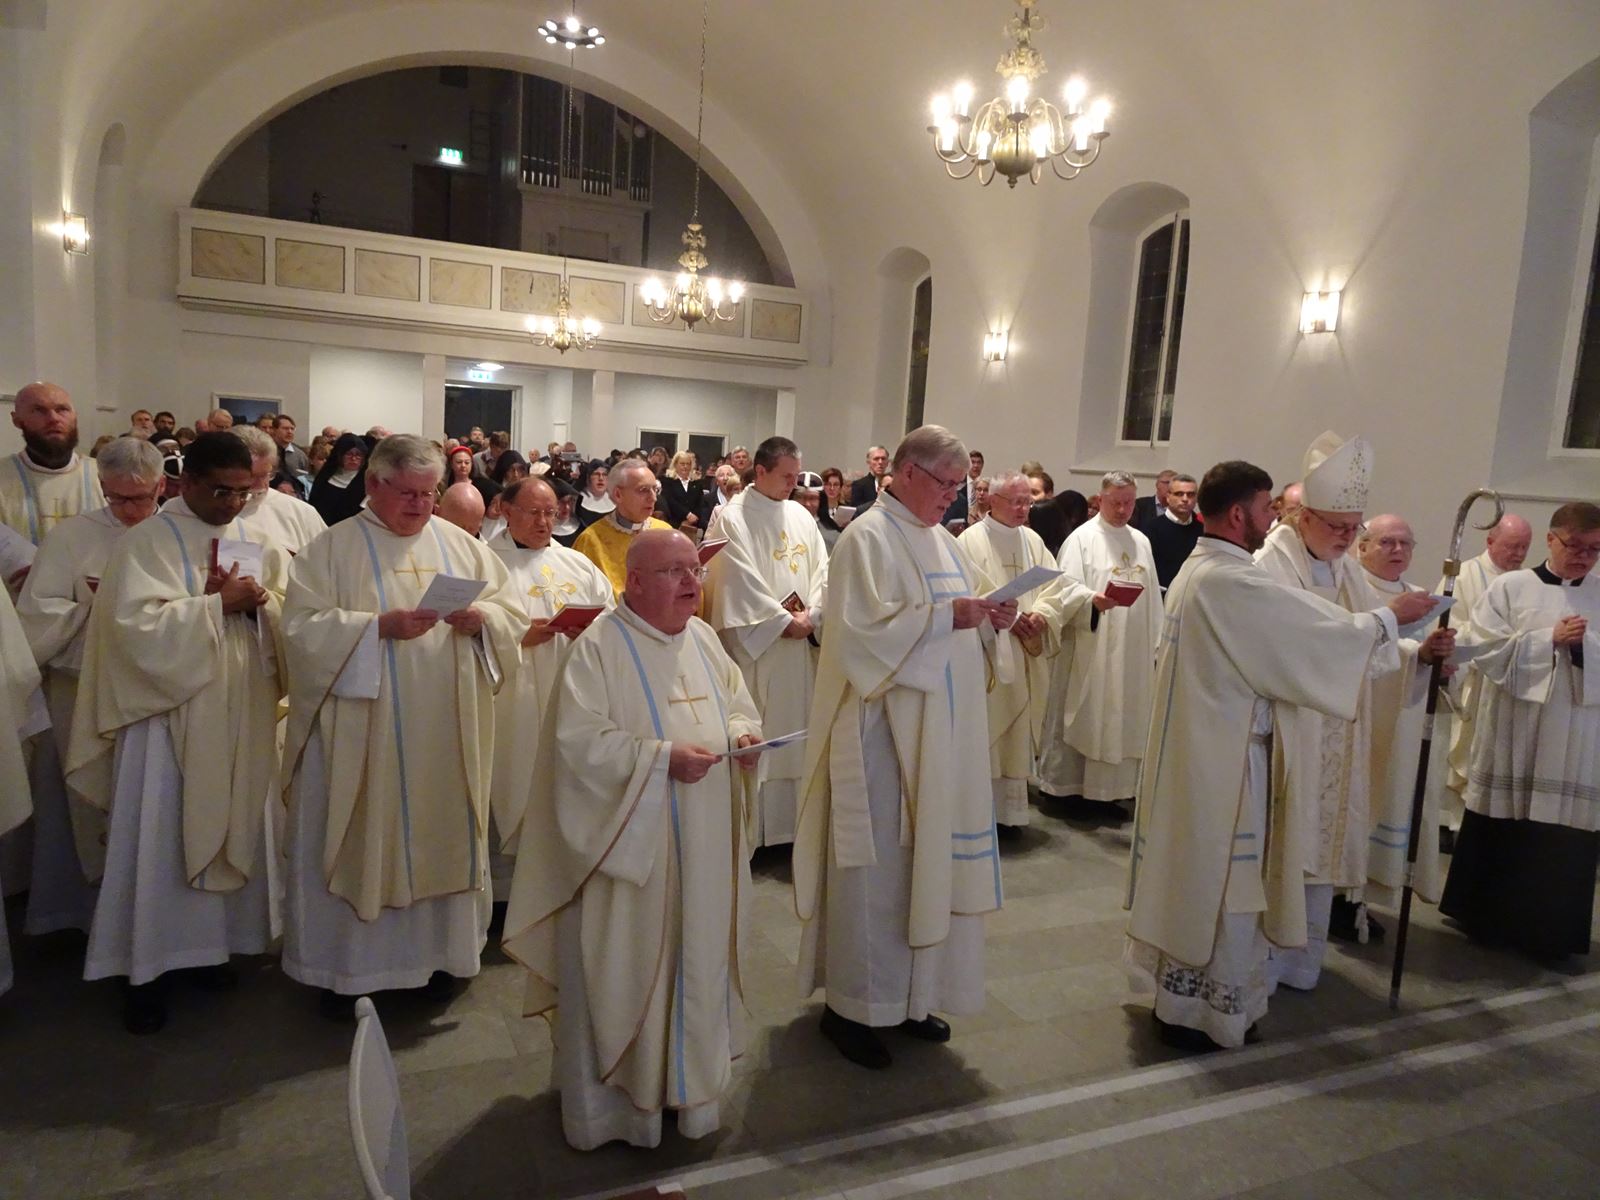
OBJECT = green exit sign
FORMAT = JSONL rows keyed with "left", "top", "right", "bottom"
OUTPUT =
{"left": 438, "top": 147, "right": 464, "bottom": 166}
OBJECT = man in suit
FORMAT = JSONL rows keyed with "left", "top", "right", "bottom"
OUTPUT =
{"left": 847, "top": 445, "right": 890, "bottom": 507}
{"left": 1132, "top": 470, "right": 1176, "bottom": 533}
{"left": 941, "top": 449, "right": 986, "bottom": 526}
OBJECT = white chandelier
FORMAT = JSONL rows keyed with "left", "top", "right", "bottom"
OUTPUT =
{"left": 639, "top": 0, "right": 744, "bottom": 330}
{"left": 927, "top": 0, "right": 1112, "bottom": 189}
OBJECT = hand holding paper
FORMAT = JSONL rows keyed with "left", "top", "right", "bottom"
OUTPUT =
{"left": 417, "top": 575, "right": 487, "bottom": 618}
{"left": 725, "top": 729, "right": 808, "bottom": 758}
{"left": 984, "top": 565, "right": 1062, "bottom": 605}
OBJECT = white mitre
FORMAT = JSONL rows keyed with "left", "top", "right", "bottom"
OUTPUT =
{"left": 1300, "top": 430, "right": 1372, "bottom": 514}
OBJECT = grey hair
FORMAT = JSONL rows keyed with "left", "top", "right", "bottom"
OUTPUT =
{"left": 1171, "top": 473, "right": 1197, "bottom": 485}
{"left": 610, "top": 458, "right": 658, "bottom": 496}
{"left": 234, "top": 425, "right": 278, "bottom": 461}
{"left": 988, "top": 470, "right": 1031, "bottom": 493}
{"left": 892, "top": 425, "right": 967, "bottom": 476}
{"left": 366, "top": 433, "right": 444, "bottom": 483}
{"left": 95, "top": 436, "right": 164, "bottom": 484}
{"left": 1101, "top": 470, "right": 1137, "bottom": 491}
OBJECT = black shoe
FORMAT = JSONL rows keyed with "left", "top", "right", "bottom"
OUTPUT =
{"left": 897, "top": 1014, "right": 951, "bottom": 1043}
{"left": 1328, "top": 896, "right": 1385, "bottom": 944}
{"left": 1439, "top": 825, "right": 1457, "bottom": 855}
{"left": 186, "top": 963, "right": 239, "bottom": 992}
{"left": 1153, "top": 1013, "right": 1224, "bottom": 1053}
{"left": 319, "top": 989, "right": 358, "bottom": 1022}
{"left": 820, "top": 1007, "right": 891, "bottom": 1069}
{"left": 122, "top": 982, "right": 167, "bottom": 1035}
{"left": 422, "top": 970, "right": 458, "bottom": 1002}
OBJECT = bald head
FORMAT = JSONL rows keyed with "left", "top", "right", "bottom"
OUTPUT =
{"left": 503, "top": 477, "right": 558, "bottom": 549}
{"left": 625, "top": 530, "right": 701, "bottom": 634}
{"left": 207, "top": 408, "right": 234, "bottom": 431}
{"left": 1358, "top": 514, "right": 1416, "bottom": 582}
{"left": 1278, "top": 482, "right": 1303, "bottom": 520}
{"left": 437, "top": 481, "right": 485, "bottom": 538}
{"left": 12, "top": 381, "right": 80, "bottom": 465}
{"left": 1485, "top": 513, "right": 1533, "bottom": 572}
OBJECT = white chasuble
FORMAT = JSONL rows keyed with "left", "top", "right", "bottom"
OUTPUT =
{"left": 0, "top": 587, "right": 45, "bottom": 995}
{"left": 486, "top": 531, "right": 613, "bottom": 852}
{"left": 1039, "top": 515, "right": 1163, "bottom": 800}
{"left": 0, "top": 451, "right": 103, "bottom": 547}
{"left": 1460, "top": 567, "right": 1600, "bottom": 831}
{"left": 1438, "top": 550, "right": 1505, "bottom": 797}
{"left": 1126, "top": 539, "right": 1385, "bottom": 972}
{"left": 236, "top": 487, "right": 327, "bottom": 556}
{"left": 66, "top": 498, "right": 286, "bottom": 893}
{"left": 282, "top": 513, "right": 523, "bottom": 922}
{"left": 794, "top": 491, "right": 1005, "bottom": 1025}
{"left": 503, "top": 604, "right": 761, "bottom": 1146}
{"left": 960, "top": 517, "right": 1088, "bottom": 824}
{"left": 704, "top": 488, "right": 829, "bottom": 847}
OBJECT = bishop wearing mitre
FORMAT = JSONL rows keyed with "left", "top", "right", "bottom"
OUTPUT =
{"left": 1038, "top": 469, "right": 1164, "bottom": 817}
{"left": 1, "top": 383, "right": 103, "bottom": 551}
{"left": 0, "top": 585, "right": 48, "bottom": 997}
{"left": 234, "top": 425, "right": 328, "bottom": 554}
{"left": 703, "top": 437, "right": 829, "bottom": 847}
{"left": 794, "top": 426, "right": 1016, "bottom": 1071}
{"left": 485, "top": 476, "right": 612, "bottom": 895}
{"left": 16, "top": 437, "right": 166, "bottom": 938}
{"left": 280, "top": 434, "right": 524, "bottom": 1013}
{"left": 66, "top": 433, "right": 287, "bottom": 1034}
{"left": 503, "top": 529, "right": 763, "bottom": 1150}
{"left": 960, "top": 471, "right": 1084, "bottom": 828}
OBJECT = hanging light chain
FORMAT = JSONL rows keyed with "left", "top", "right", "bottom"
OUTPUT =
{"left": 691, "top": 0, "right": 708, "bottom": 223}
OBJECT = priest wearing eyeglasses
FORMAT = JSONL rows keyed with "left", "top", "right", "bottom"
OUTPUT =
{"left": 279, "top": 434, "right": 525, "bottom": 1015}
{"left": 503, "top": 529, "right": 763, "bottom": 1150}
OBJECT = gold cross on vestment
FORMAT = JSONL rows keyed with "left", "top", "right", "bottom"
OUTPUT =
{"left": 1001, "top": 554, "right": 1026, "bottom": 577}
{"left": 40, "top": 500, "right": 72, "bottom": 531}
{"left": 773, "top": 531, "right": 808, "bottom": 575}
{"left": 392, "top": 552, "right": 439, "bottom": 590}
{"left": 529, "top": 564, "right": 578, "bottom": 612}
{"left": 668, "top": 674, "right": 709, "bottom": 725}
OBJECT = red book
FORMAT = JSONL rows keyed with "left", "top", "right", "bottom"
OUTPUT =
{"left": 1105, "top": 579, "right": 1146, "bottom": 607}
{"left": 698, "top": 537, "right": 730, "bottom": 565}
{"left": 545, "top": 605, "right": 605, "bottom": 635}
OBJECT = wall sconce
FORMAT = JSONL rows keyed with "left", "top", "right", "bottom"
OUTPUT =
{"left": 982, "top": 328, "right": 1010, "bottom": 362}
{"left": 1299, "top": 289, "right": 1340, "bottom": 334}
{"left": 61, "top": 212, "right": 90, "bottom": 255}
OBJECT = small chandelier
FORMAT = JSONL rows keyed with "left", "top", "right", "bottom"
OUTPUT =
{"left": 927, "top": 0, "right": 1112, "bottom": 189}
{"left": 639, "top": 0, "right": 744, "bottom": 330}
{"left": 527, "top": 280, "right": 601, "bottom": 353}
{"left": 540, "top": 15, "right": 604, "bottom": 48}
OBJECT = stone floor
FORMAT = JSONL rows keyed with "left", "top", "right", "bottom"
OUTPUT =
{"left": 3, "top": 795, "right": 1598, "bottom": 1200}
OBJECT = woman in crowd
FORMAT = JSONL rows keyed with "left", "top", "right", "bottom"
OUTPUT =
{"left": 577, "top": 460, "right": 614, "bottom": 528}
{"left": 659, "top": 449, "right": 701, "bottom": 528}
{"left": 551, "top": 479, "right": 584, "bottom": 547}
{"left": 490, "top": 450, "right": 529, "bottom": 488}
{"left": 308, "top": 432, "right": 370, "bottom": 525}
{"left": 306, "top": 436, "right": 332, "bottom": 478}
{"left": 817, "top": 466, "right": 851, "bottom": 540}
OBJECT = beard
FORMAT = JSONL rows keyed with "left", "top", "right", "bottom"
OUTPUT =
{"left": 22, "top": 426, "right": 79, "bottom": 469}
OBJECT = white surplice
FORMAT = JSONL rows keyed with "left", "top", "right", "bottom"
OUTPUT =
{"left": 1437, "top": 550, "right": 1506, "bottom": 823}
{"left": 1125, "top": 539, "right": 1391, "bottom": 1046}
{"left": 503, "top": 603, "right": 761, "bottom": 1150}
{"left": 704, "top": 488, "right": 829, "bottom": 847}
{"left": 0, "top": 586, "right": 46, "bottom": 995}
{"left": 960, "top": 517, "right": 1087, "bottom": 825}
{"left": 0, "top": 450, "right": 103, "bottom": 547}
{"left": 1039, "top": 514, "right": 1163, "bottom": 803}
{"left": 235, "top": 487, "right": 328, "bottom": 556}
{"left": 794, "top": 491, "right": 1007, "bottom": 1027}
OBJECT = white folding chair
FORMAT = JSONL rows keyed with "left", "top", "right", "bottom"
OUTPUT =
{"left": 348, "top": 996, "right": 411, "bottom": 1200}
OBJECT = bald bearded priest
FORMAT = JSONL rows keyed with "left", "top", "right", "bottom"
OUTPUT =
{"left": 572, "top": 459, "right": 671, "bottom": 596}
{"left": 1, "top": 382, "right": 103, "bottom": 550}
{"left": 961, "top": 471, "right": 1084, "bottom": 828}
{"left": 486, "top": 476, "right": 612, "bottom": 895}
{"left": 281, "top": 435, "right": 524, "bottom": 1013}
{"left": 795, "top": 426, "right": 1016, "bottom": 1070}
{"left": 704, "top": 436, "right": 829, "bottom": 847}
{"left": 504, "top": 530, "right": 763, "bottom": 1150}
{"left": 66, "top": 433, "right": 287, "bottom": 1033}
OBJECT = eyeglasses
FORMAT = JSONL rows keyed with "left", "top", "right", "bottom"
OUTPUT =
{"left": 1307, "top": 510, "right": 1365, "bottom": 538}
{"left": 515, "top": 508, "right": 559, "bottom": 520}
{"left": 1552, "top": 533, "right": 1600, "bottom": 559}
{"left": 1373, "top": 538, "right": 1415, "bottom": 552}
{"left": 910, "top": 462, "right": 964, "bottom": 494}
{"left": 375, "top": 480, "right": 435, "bottom": 504}
{"left": 104, "top": 489, "right": 159, "bottom": 505}
{"left": 649, "top": 565, "right": 706, "bottom": 582}
{"left": 206, "top": 486, "right": 254, "bottom": 502}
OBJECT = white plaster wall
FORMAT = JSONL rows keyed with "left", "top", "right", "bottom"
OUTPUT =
{"left": 177, "top": 331, "right": 311, "bottom": 429}
{"left": 308, "top": 345, "right": 423, "bottom": 436}
{"left": 611, "top": 374, "right": 776, "bottom": 458}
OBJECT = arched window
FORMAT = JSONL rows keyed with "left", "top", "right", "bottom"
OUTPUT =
{"left": 1565, "top": 189, "right": 1600, "bottom": 449}
{"left": 904, "top": 275, "right": 933, "bottom": 433}
{"left": 1119, "top": 211, "right": 1189, "bottom": 446}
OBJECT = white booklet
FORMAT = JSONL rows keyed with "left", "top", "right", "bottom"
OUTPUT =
{"left": 983, "top": 565, "right": 1062, "bottom": 605}
{"left": 417, "top": 575, "right": 487, "bottom": 617}
{"left": 726, "top": 729, "right": 809, "bottom": 758}
{"left": 1397, "top": 595, "right": 1455, "bottom": 639}
{"left": 212, "top": 537, "right": 265, "bottom": 581}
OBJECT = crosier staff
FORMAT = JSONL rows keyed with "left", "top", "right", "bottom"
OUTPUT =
{"left": 1389, "top": 488, "right": 1503, "bottom": 1009}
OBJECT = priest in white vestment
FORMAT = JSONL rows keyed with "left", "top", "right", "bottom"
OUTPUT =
{"left": 794, "top": 426, "right": 1017, "bottom": 1070}
{"left": 1435, "top": 514, "right": 1532, "bottom": 836}
{"left": 1125, "top": 462, "right": 1436, "bottom": 1050}
{"left": 503, "top": 530, "right": 763, "bottom": 1150}
{"left": 960, "top": 471, "right": 1087, "bottom": 828}
{"left": 1038, "top": 470, "right": 1163, "bottom": 815}
{"left": 1254, "top": 433, "right": 1441, "bottom": 987}
{"left": 16, "top": 438, "right": 166, "bottom": 937}
{"left": 0, "top": 382, "right": 104, "bottom": 554}
{"left": 486, "top": 477, "right": 612, "bottom": 898}
{"left": 704, "top": 436, "right": 829, "bottom": 848}
{"left": 280, "top": 435, "right": 524, "bottom": 1013}
{"left": 233, "top": 425, "right": 328, "bottom": 554}
{"left": 1440, "top": 503, "right": 1600, "bottom": 960}
{"left": 65, "top": 433, "right": 286, "bottom": 1034}
{"left": 0, "top": 585, "right": 49, "bottom": 996}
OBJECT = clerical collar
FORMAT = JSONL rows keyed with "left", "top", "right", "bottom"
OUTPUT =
{"left": 607, "top": 511, "right": 646, "bottom": 533}
{"left": 1534, "top": 562, "right": 1583, "bottom": 587}
{"left": 618, "top": 594, "right": 683, "bottom": 644}
{"left": 20, "top": 447, "right": 77, "bottom": 474}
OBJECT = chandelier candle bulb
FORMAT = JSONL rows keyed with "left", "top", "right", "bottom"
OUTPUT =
{"left": 1064, "top": 74, "right": 1088, "bottom": 114}
{"left": 953, "top": 80, "right": 975, "bottom": 117}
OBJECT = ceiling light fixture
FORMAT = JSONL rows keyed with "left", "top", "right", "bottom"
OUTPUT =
{"left": 926, "top": 0, "right": 1113, "bottom": 189}
{"left": 541, "top": 15, "right": 604, "bottom": 48}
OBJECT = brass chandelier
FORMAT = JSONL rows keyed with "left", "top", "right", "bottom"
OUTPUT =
{"left": 927, "top": 0, "right": 1112, "bottom": 189}
{"left": 639, "top": 0, "right": 744, "bottom": 329}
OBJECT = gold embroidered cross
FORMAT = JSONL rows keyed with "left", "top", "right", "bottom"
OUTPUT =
{"left": 773, "top": 531, "right": 808, "bottom": 575}
{"left": 668, "top": 674, "right": 709, "bottom": 725}
{"left": 528, "top": 564, "right": 578, "bottom": 612}
{"left": 1001, "top": 554, "right": 1026, "bottom": 577}
{"left": 40, "top": 500, "right": 72, "bottom": 531}
{"left": 393, "top": 552, "right": 438, "bottom": 589}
